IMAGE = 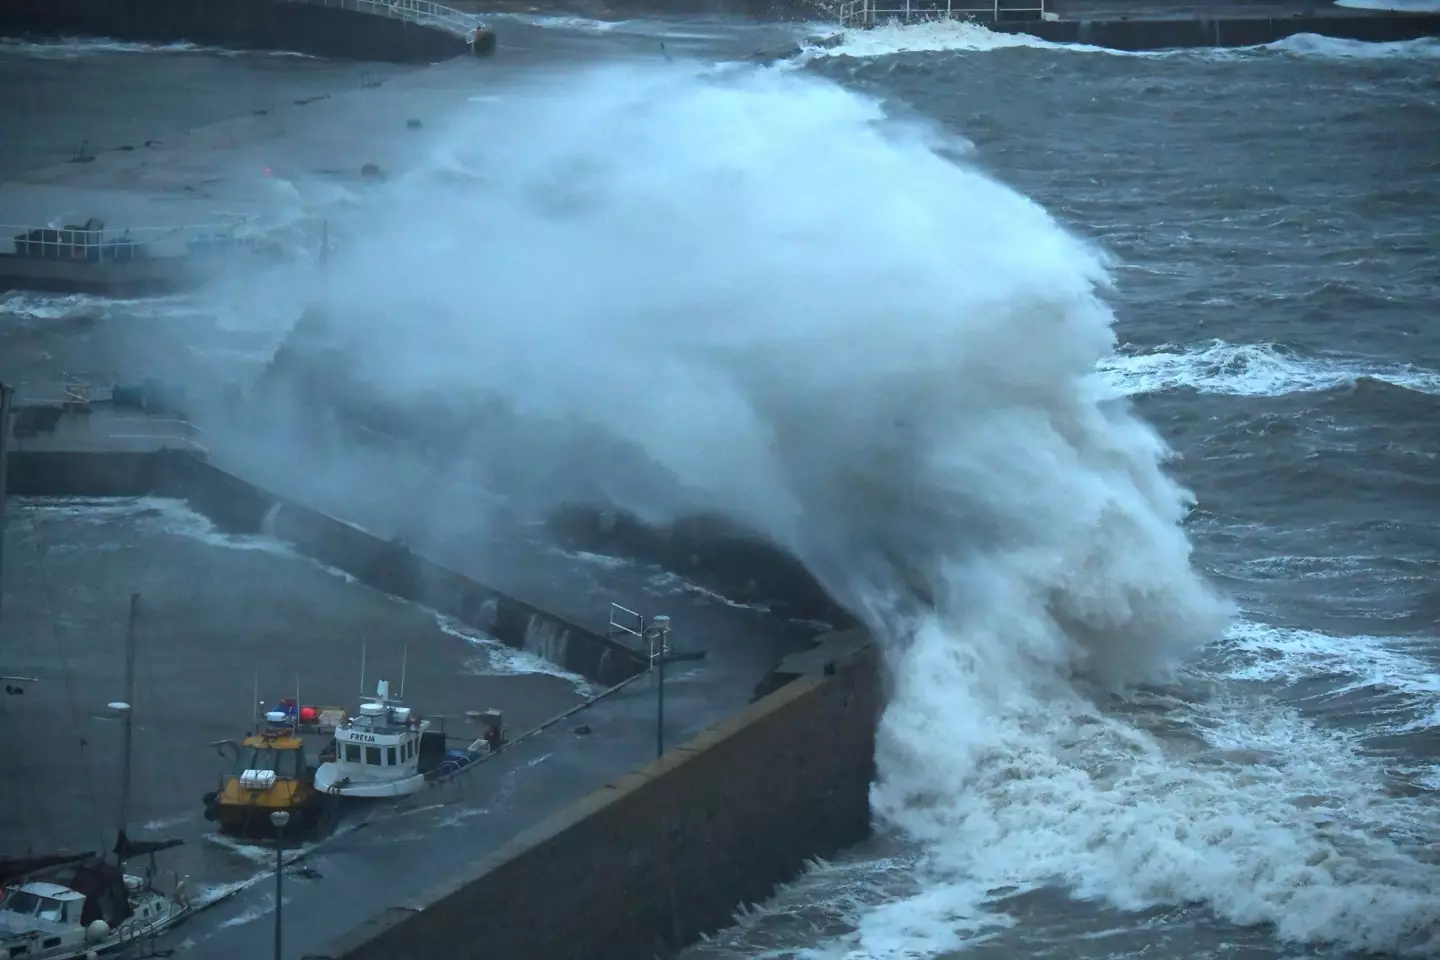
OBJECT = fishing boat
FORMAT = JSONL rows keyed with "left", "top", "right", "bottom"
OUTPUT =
{"left": 202, "top": 704, "right": 335, "bottom": 838}
{"left": 312, "top": 678, "right": 445, "bottom": 798}
{"left": 0, "top": 595, "right": 191, "bottom": 959}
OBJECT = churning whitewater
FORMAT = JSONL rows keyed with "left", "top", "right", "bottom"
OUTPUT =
{"left": 259, "top": 59, "right": 1435, "bottom": 959}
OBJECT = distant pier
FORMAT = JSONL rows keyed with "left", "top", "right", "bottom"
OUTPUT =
{"left": 834, "top": 0, "right": 1440, "bottom": 51}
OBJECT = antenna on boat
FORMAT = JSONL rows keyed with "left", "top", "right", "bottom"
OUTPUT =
{"left": 295, "top": 675, "right": 301, "bottom": 733}
{"left": 359, "top": 638, "right": 367, "bottom": 696}
{"left": 252, "top": 668, "right": 259, "bottom": 731}
{"left": 398, "top": 644, "right": 407, "bottom": 700}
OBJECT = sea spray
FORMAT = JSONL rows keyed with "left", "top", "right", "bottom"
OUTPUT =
{"left": 224, "top": 60, "right": 1438, "bottom": 956}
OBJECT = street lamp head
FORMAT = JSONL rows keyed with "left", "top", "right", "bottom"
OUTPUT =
{"left": 269, "top": 810, "right": 290, "bottom": 828}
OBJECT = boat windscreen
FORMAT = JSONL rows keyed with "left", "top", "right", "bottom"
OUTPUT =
{"left": 231, "top": 746, "right": 301, "bottom": 779}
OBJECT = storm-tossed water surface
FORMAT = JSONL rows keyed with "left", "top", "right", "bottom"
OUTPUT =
{"left": 2, "top": 18, "right": 1437, "bottom": 960}
{"left": 681, "top": 25, "right": 1439, "bottom": 960}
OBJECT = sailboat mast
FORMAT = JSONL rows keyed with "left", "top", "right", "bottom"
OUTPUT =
{"left": 0, "top": 381, "right": 12, "bottom": 625}
{"left": 118, "top": 592, "right": 139, "bottom": 861}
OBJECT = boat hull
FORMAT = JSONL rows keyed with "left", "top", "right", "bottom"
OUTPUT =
{"left": 208, "top": 797, "right": 328, "bottom": 837}
{"left": 313, "top": 762, "right": 425, "bottom": 798}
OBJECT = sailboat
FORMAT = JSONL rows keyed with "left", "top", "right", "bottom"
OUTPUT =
{"left": 0, "top": 594, "right": 191, "bottom": 959}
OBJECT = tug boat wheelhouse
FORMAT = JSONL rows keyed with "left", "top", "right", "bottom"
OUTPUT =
{"left": 313, "top": 680, "right": 445, "bottom": 799}
{"left": 203, "top": 706, "right": 334, "bottom": 836}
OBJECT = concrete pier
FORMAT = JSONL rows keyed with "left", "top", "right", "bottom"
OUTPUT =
{"left": 0, "top": 0, "right": 477, "bottom": 64}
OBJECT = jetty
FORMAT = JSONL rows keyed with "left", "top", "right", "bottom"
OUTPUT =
{"left": 834, "top": 0, "right": 1440, "bottom": 50}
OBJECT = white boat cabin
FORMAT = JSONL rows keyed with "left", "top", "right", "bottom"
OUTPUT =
{"left": 313, "top": 680, "right": 431, "bottom": 798}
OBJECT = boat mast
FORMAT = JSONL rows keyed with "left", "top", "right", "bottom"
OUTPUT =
{"left": 0, "top": 381, "right": 12, "bottom": 625}
{"left": 116, "top": 592, "right": 139, "bottom": 864}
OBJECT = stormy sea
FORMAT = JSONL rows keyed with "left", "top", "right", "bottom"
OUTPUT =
{"left": 1, "top": 14, "right": 1436, "bottom": 960}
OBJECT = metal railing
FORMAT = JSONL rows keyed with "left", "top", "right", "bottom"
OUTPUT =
{"left": 274, "top": 0, "right": 483, "bottom": 40}
{"left": 3, "top": 217, "right": 273, "bottom": 262}
{"left": 837, "top": 0, "right": 1048, "bottom": 27}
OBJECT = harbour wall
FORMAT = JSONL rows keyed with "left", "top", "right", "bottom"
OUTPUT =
{"left": 0, "top": 0, "right": 469, "bottom": 64}
{"left": 4, "top": 449, "right": 648, "bottom": 686}
{"left": 5, "top": 445, "right": 887, "bottom": 959}
{"left": 313, "top": 628, "right": 880, "bottom": 960}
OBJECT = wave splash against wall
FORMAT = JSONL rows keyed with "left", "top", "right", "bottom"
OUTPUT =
{"left": 220, "top": 61, "right": 1433, "bottom": 957}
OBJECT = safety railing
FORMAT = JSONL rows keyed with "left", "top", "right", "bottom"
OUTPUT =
{"left": 837, "top": 0, "right": 1048, "bottom": 27}
{"left": 274, "top": 0, "right": 483, "bottom": 40}
{"left": 2, "top": 217, "right": 272, "bottom": 262}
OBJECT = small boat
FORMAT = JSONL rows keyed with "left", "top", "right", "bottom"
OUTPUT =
{"left": 0, "top": 836, "right": 190, "bottom": 960}
{"left": 313, "top": 679, "right": 447, "bottom": 799}
{"left": 0, "top": 595, "right": 190, "bottom": 958}
{"left": 202, "top": 705, "right": 336, "bottom": 837}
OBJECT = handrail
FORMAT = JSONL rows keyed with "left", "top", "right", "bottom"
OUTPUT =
{"left": 273, "top": 0, "right": 483, "bottom": 40}
{"left": 837, "top": 0, "right": 1048, "bottom": 27}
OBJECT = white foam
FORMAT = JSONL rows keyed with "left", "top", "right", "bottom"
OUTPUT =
{"left": 489, "top": 13, "right": 628, "bottom": 33}
{"left": 647, "top": 571, "right": 771, "bottom": 612}
{"left": 1260, "top": 32, "right": 1440, "bottom": 60}
{"left": 1099, "top": 340, "right": 1440, "bottom": 397}
{"left": 804, "top": 22, "right": 1440, "bottom": 62}
{"left": 865, "top": 616, "right": 1440, "bottom": 958}
{"left": 805, "top": 20, "right": 1117, "bottom": 59}
{"left": 0, "top": 36, "right": 316, "bottom": 58}
{"left": 435, "top": 614, "right": 594, "bottom": 691}
{"left": 1216, "top": 620, "right": 1440, "bottom": 726}
{"left": 0, "top": 291, "right": 145, "bottom": 323}
{"left": 0, "top": 37, "right": 205, "bottom": 58}
{"left": 1336, "top": 0, "right": 1440, "bottom": 11}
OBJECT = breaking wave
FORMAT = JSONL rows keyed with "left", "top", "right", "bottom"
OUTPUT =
{"left": 1101, "top": 340, "right": 1440, "bottom": 397}
{"left": 803, "top": 21, "right": 1440, "bottom": 61}
{"left": 232, "top": 60, "right": 1440, "bottom": 956}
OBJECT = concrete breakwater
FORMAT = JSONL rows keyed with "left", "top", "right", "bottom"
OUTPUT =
{"left": 5, "top": 448, "right": 647, "bottom": 686}
{"left": 0, "top": 0, "right": 473, "bottom": 63}
{"left": 5, "top": 442, "right": 883, "bottom": 959}
{"left": 314, "top": 628, "right": 879, "bottom": 960}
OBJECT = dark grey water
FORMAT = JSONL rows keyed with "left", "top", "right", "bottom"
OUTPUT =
{"left": 2, "top": 19, "right": 1437, "bottom": 960}
{"left": 678, "top": 28, "right": 1440, "bottom": 960}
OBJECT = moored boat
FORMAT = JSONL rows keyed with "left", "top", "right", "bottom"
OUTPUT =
{"left": 203, "top": 706, "right": 336, "bottom": 837}
{"left": 0, "top": 835, "right": 190, "bottom": 960}
{"left": 312, "top": 679, "right": 446, "bottom": 798}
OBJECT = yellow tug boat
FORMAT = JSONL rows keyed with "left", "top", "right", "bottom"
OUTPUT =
{"left": 202, "top": 703, "right": 344, "bottom": 837}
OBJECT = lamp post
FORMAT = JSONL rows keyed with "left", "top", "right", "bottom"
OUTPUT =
{"left": 646, "top": 615, "right": 671, "bottom": 759}
{"left": 270, "top": 810, "right": 290, "bottom": 960}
